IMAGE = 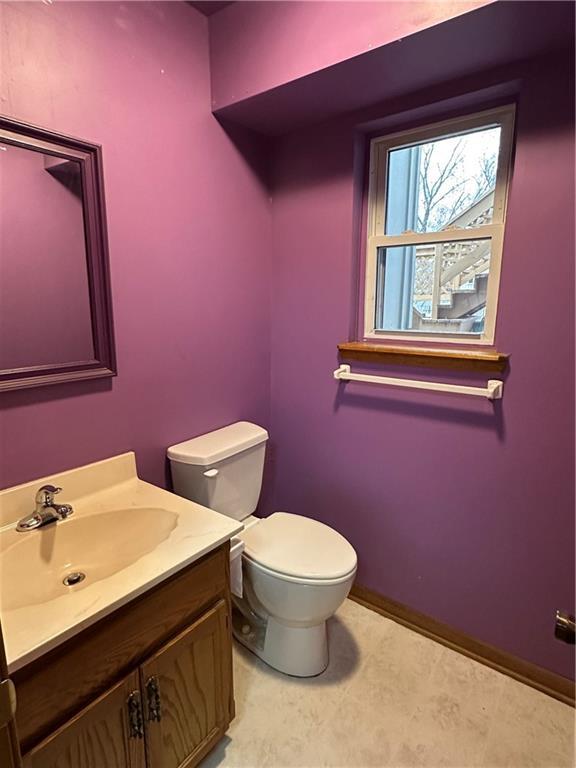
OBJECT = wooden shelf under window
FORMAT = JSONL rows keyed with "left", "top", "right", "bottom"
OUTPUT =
{"left": 337, "top": 342, "right": 509, "bottom": 373}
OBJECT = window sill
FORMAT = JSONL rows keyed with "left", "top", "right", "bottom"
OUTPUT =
{"left": 337, "top": 342, "right": 509, "bottom": 373}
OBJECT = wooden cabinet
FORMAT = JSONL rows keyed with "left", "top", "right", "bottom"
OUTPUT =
{"left": 23, "top": 672, "right": 145, "bottom": 768}
{"left": 15, "top": 545, "right": 234, "bottom": 768}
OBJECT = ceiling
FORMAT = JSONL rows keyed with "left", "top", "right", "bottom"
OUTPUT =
{"left": 188, "top": 2, "right": 233, "bottom": 16}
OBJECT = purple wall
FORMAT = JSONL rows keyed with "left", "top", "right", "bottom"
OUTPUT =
{"left": 0, "top": 1, "right": 271, "bottom": 489}
{"left": 268, "top": 50, "right": 575, "bottom": 679}
{"left": 209, "top": 0, "right": 491, "bottom": 111}
{"left": 1, "top": 0, "right": 573, "bottom": 683}
{"left": 0, "top": 146, "right": 93, "bottom": 369}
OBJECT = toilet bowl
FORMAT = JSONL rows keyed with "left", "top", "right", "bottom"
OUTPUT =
{"left": 236, "top": 512, "right": 356, "bottom": 675}
{"left": 167, "top": 422, "right": 357, "bottom": 677}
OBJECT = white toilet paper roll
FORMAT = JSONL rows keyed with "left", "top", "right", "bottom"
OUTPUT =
{"left": 230, "top": 552, "right": 243, "bottom": 598}
{"left": 230, "top": 537, "right": 244, "bottom": 598}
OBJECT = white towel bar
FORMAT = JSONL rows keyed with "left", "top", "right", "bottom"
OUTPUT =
{"left": 333, "top": 364, "right": 503, "bottom": 400}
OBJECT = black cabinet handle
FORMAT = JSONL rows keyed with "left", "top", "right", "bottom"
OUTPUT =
{"left": 127, "top": 691, "right": 144, "bottom": 739}
{"left": 146, "top": 676, "right": 162, "bottom": 722}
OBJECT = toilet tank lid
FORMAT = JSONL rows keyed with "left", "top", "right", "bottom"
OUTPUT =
{"left": 167, "top": 422, "right": 268, "bottom": 466}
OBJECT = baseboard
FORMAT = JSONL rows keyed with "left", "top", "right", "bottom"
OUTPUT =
{"left": 349, "top": 584, "right": 575, "bottom": 707}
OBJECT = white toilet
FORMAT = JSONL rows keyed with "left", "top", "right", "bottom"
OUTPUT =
{"left": 167, "top": 421, "right": 357, "bottom": 677}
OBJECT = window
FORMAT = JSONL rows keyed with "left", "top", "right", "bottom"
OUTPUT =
{"left": 363, "top": 106, "right": 515, "bottom": 344}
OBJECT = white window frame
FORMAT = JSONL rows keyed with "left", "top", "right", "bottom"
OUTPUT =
{"left": 363, "top": 105, "right": 516, "bottom": 345}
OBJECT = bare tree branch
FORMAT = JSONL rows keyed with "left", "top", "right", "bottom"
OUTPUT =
{"left": 417, "top": 137, "right": 497, "bottom": 231}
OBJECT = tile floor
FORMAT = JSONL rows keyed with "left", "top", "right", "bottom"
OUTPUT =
{"left": 202, "top": 598, "right": 575, "bottom": 768}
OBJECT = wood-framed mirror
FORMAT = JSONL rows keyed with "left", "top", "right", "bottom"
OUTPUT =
{"left": 0, "top": 116, "right": 116, "bottom": 392}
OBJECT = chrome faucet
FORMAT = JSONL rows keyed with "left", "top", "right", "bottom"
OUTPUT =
{"left": 16, "top": 485, "right": 74, "bottom": 532}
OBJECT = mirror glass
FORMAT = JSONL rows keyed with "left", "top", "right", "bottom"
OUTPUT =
{"left": 0, "top": 142, "right": 95, "bottom": 370}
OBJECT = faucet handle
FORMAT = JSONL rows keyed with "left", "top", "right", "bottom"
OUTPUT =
{"left": 35, "top": 484, "right": 62, "bottom": 506}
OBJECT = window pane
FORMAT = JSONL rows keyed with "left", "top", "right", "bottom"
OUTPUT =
{"left": 384, "top": 126, "right": 501, "bottom": 235}
{"left": 375, "top": 238, "right": 491, "bottom": 335}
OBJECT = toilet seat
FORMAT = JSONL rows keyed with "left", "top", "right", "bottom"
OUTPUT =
{"left": 242, "top": 557, "right": 357, "bottom": 587}
{"left": 240, "top": 512, "right": 357, "bottom": 584}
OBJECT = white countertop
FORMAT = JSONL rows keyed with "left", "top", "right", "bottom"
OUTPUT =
{"left": 0, "top": 452, "right": 242, "bottom": 673}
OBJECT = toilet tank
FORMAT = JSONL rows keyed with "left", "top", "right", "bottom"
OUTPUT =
{"left": 167, "top": 422, "right": 268, "bottom": 521}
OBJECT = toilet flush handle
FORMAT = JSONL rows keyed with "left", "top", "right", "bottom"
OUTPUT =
{"left": 203, "top": 468, "right": 219, "bottom": 478}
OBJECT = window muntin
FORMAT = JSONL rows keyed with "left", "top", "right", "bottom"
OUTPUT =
{"left": 364, "top": 106, "right": 514, "bottom": 344}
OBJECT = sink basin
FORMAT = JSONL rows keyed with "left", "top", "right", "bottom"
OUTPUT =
{"left": 1, "top": 507, "right": 177, "bottom": 611}
{"left": 0, "top": 451, "right": 243, "bottom": 673}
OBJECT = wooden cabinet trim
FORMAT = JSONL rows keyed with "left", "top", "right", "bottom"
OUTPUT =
{"left": 0, "top": 618, "right": 21, "bottom": 768}
{"left": 338, "top": 342, "right": 509, "bottom": 373}
{"left": 14, "top": 544, "right": 230, "bottom": 753}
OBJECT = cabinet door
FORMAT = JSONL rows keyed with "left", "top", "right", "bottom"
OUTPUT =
{"left": 22, "top": 671, "right": 146, "bottom": 768}
{"left": 141, "top": 600, "right": 232, "bottom": 768}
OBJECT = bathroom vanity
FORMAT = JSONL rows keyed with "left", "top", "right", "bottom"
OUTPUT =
{"left": 17, "top": 545, "right": 232, "bottom": 768}
{"left": 0, "top": 454, "right": 242, "bottom": 768}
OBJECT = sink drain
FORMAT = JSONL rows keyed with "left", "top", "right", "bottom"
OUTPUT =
{"left": 63, "top": 571, "right": 86, "bottom": 586}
